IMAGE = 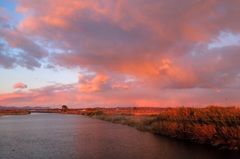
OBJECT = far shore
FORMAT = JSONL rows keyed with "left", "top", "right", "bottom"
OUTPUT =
{"left": 0, "top": 110, "right": 31, "bottom": 116}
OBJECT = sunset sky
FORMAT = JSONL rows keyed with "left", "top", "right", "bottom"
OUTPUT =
{"left": 0, "top": 0, "right": 240, "bottom": 108}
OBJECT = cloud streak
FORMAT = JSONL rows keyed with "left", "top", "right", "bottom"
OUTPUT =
{"left": 1, "top": 83, "right": 239, "bottom": 107}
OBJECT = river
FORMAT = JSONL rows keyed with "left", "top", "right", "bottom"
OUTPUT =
{"left": 0, "top": 113, "right": 239, "bottom": 159}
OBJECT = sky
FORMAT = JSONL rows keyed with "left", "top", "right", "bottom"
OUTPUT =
{"left": 0, "top": 0, "right": 240, "bottom": 108}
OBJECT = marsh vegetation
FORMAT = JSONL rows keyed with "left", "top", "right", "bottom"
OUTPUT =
{"left": 84, "top": 106, "right": 240, "bottom": 150}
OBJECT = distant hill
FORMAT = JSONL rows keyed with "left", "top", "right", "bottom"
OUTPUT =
{"left": 0, "top": 105, "right": 51, "bottom": 110}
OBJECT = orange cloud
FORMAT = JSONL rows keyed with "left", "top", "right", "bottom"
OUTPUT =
{"left": 78, "top": 73, "right": 109, "bottom": 92}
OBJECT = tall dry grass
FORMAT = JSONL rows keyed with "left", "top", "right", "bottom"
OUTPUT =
{"left": 150, "top": 106, "right": 240, "bottom": 150}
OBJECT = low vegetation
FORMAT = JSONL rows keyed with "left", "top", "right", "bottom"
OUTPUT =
{"left": 150, "top": 106, "right": 240, "bottom": 150}
{"left": 84, "top": 106, "right": 240, "bottom": 150}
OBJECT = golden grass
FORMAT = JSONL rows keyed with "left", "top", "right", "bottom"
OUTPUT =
{"left": 83, "top": 106, "right": 240, "bottom": 150}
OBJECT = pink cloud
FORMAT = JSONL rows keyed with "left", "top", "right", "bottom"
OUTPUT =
{"left": 13, "top": 82, "right": 27, "bottom": 89}
{"left": 111, "top": 82, "right": 132, "bottom": 89}
{"left": 4, "top": 0, "right": 240, "bottom": 79}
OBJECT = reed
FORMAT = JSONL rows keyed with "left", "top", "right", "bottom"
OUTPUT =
{"left": 87, "top": 106, "right": 240, "bottom": 150}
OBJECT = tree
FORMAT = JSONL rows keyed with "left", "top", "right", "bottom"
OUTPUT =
{"left": 62, "top": 105, "right": 68, "bottom": 111}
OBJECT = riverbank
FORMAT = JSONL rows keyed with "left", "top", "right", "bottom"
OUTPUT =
{"left": 79, "top": 106, "right": 240, "bottom": 151}
{"left": 23, "top": 106, "right": 240, "bottom": 150}
{"left": 0, "top": 110, "right": 31, "bottom": 116}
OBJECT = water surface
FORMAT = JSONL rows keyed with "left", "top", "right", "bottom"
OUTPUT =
{"left": 0, "top": 113, "right": 239, "bottom": 159}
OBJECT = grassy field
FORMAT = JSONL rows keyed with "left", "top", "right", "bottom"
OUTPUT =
{"left": 81, "top": 106, "right": 240, "bottom": 151}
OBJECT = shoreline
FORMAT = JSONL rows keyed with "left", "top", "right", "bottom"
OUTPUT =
{"left": 77, "top": 107, "right": 240, "bottom": 151}
{"left": 40, "top": 106, "right": 239, "bottom": 151}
